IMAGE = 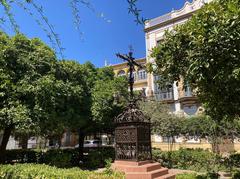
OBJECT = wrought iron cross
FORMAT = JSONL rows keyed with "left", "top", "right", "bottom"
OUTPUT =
{"left": 116, "top": 51, "right": 142, "bottom": 100}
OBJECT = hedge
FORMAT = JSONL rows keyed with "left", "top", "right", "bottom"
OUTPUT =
{"left": 4, "top": 147, "right": 240, "bottom": 172}
{"left": 152, "top": 148, "right": 240, "bottom": 172}
{"left": 4, "top": 147, "right": 115, "bottom": 169}
{"left": 0, "top": 164, "right": 124, "bottom": 179}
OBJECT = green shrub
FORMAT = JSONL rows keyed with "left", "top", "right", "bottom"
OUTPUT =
{"left": 232, "top": 169, "right": 240, "bottom": 179}
{"left": 152, "top": 148, "right": 225, "bottom": 172}
{"left": 42, "top": 149, "right": 76, "bottom": 168}
{"left": 228, "top": 153, "right": 240, "bottom": 168}
{"left": 104, "top": 158, "right": 114, "bottom": 175}
{"left": 205, "top": 172, "right": 219, "bottom": 179}
{"left": 84, "top": 147, "right": 115, "bottom": 169}
{"left": 5, "top": 149, "right": 41, "bottom": 164}
{"left": 4, "top": 147, "right": 115, "bottom": 169}
{"left": 0, "top": 164, "right": 124, "bottom": 179}
{"left": 4, "top": 149, "right": 78, "bottom": 168}
{"left": 84, "top": 150, "right": 102, "bottom": 169}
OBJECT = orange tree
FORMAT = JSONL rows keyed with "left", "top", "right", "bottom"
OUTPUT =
{"left": 151, "top": 0, "right": 240, "bottom": 122}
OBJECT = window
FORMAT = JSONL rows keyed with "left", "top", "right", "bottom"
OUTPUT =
{"left": 93, "top": 141, "right": 101, "bottom": 144}
{"left": 156, "top": 39, "right": 163, "bottom": 46}
{"left": 183, "top": 105, "right": 197, "bottom": 116}
{"left": 128, "top": 71, "right": 137, "bottom": 81}
{"left": 138, "top": 69, "right": 147, "bottom": 80}
{"left": 117, "top": 70, "right": 125, "bottom": 77}
{"left": 184, "top": 83, "right": 192, "bottom": 97}
{"left": 154, "top": 75, "right": 174, "bottom": 100}
{"left": 186, "top": 136, "right": 200, "bottom": 143}
{"left": 84, "top": 141, "right": 91, "bottom": 144}
{"left": 170, "top": 104, "right": 176, "bottom": 112}
{"left": 162, "top": 137, "right": 174, "bottom": 143}
{"left": 154, "top": 75, "right": 160, "bottom": 81}
{"left": 65, "top": 130, "right": 71, "bottom": 146}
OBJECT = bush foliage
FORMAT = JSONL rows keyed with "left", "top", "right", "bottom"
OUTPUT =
{"left": 176, "top": 173, "right": 219, "bottom": 179}
{"left": 152, "top": 148, "right": 240, "bottom": 173}
{"left": 6, "top": 147, "right": 240, "bottom": 174}
{"left": 4, "top": 147, "right": 115, "bottom": 169}
{"left": 0, "top": 164, "right": 124, "bottom": 179}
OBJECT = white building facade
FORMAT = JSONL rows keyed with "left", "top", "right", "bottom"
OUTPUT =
{"left": 144, "top": 0, "right": 212, "bottom": 116}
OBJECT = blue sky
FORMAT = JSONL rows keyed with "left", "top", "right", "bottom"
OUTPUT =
{"left": 1, "top": 0, "right": 192, "bottom": 67}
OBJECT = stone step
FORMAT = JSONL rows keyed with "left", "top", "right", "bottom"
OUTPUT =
{"left": 145, "top": 163, "right": 162, "bottom": 172}
{"left": 126, "top": 168, "right": 169, "bottom": 179}
{"left": 155, "top": 173, "right": 176, "bottom": 179}
{"left": 112, "top": 161, "right": 175, "bottom": 179}
{"left": 113, "top": 162, "right": 162, "bottom": 172}
{"left": 114, "top": 160, "right": 152, "bottom": 166}
{"left": 151, "top": 168, "right": 169, "bottom": 178}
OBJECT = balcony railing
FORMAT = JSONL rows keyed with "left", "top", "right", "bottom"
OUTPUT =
{"left": 184, "top": 86, "right": 193, "bottom": 97}
{"left": 127, "top": 71, "right": 147, "bottom": 82}
{"left": 155, "top": 92, "right": 174, "bottom": 101}
{"left": 184, "top": 91, "right": 192, "bottom": 97}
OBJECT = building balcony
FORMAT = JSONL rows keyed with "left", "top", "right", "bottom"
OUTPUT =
{"left": 155, "top": 92, "right": 174, "bottom": 101}
{"left": 179, "top": 89, "right": 198, "bottom": 105}
{"left": 134, "top": 79, "right": 147, "bottom": 85}
{"left": 184, "top": 88, "right": 193, "bottom": 97}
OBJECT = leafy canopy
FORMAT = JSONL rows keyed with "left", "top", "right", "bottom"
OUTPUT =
{"left": 140, "top": 101, "right": 183, "bottom": 138}
{"left": 0, "top": 31, "right": 127, "bottom": 140}
{"left": 151, "top": 0, "right": 240, "bottom": 121}
{"left": 0, "top": 32, "right": 57, "bottom": 132}
{"left": 91, "top": 67, "right": 128, "bottom": 133}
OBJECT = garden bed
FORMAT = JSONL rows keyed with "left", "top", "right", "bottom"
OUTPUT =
{"left": 3, "top": 147, "right": 115, "bottom": 169}
{"left": 0, "top": 163, "right": 124, "bottom": 179}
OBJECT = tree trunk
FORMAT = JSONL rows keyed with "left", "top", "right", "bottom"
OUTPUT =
{"left": 44, "top": 138, "right": 48, "bottom": 149}
{"left": 78, "top": 129, "right": 85, "bottom": 163}
{"left": 19, "top": 135, "right": 28, "bottom": 149}
{"left": 211, "top": 136, "right": 220, "bottom": 154}
{"left": 58, "top": 135, "right": 62, "bottom": 149}
{"left": 0, "top": 124, "right": 14, "bottom": 163}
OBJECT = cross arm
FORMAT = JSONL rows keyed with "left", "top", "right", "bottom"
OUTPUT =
{"left": 116, "top": 53, "right": 130, "bottom": 62}
{"left": 132, "top": 60, "right": 143, "bottom": 68}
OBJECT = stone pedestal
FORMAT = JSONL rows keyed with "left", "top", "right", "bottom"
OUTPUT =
{"left": 112, "top": 160, "right": 175, "bottom": 179}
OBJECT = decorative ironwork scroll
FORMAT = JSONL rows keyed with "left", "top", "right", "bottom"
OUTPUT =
{"left": 114, "top": 51, "right": 152, "bottom": 161}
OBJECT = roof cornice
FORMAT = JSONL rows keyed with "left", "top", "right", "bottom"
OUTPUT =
{"left": 144, "top": 0, "right": 208, "bottom": 33}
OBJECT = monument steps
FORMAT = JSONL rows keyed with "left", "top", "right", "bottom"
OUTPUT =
{"left": 144, "top": 163, "right": 163, "bottom": 172}
{"left": 125, "top": 168, "right": 168, "bottom": 179}
{"left": 155, "top": 173, "right": 176, "bottom": 179}
{"left": 112, "top": 161, "right": 176, "bottom": 179}
{"left": 149, "top": 168, "right": 169, "bottom": 178}
{"left": 113, "top": 162, "right": 161, "bottom": 172}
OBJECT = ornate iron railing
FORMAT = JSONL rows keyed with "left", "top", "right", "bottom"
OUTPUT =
{"left": 114, "top": 103, "right": 152, "bottom": 161}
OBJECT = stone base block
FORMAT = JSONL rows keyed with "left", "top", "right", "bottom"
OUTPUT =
{"left": 112, "top": 160, "right": 175, "bottom": 179}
